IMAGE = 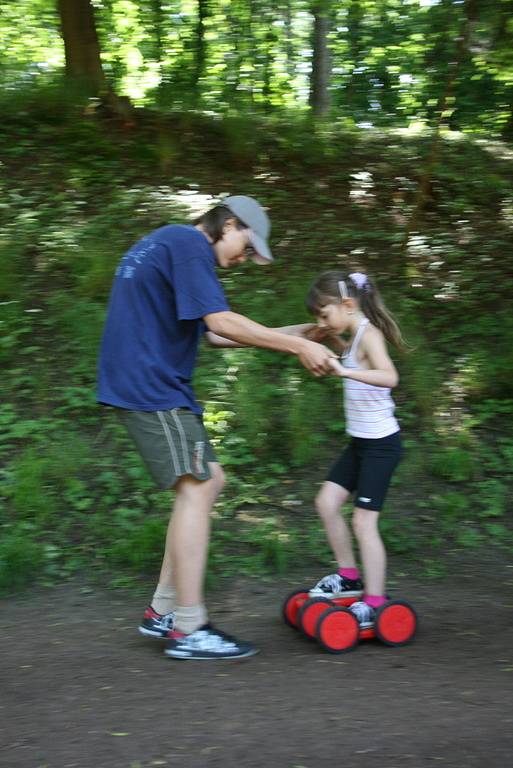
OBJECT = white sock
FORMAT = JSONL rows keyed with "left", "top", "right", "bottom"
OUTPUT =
{"left": 151, "top": 585, "right": 176, "bottom": 616}
{"left": 174, "top": 604, "right": 208, "bottom": 634}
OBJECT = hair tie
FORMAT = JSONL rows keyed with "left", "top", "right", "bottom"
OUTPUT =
{"left": 349, "top": 272, "right": 369, "bottom": 291}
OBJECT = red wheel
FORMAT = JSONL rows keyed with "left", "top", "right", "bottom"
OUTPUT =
{"left": 316, "top": 607, "right": 360, "bottom": 653}
{"left": 374, "top": 600, "right": 417, "bottom": 646}
{"left": 282, "top": 589, "right": 310, "bottom": 629}
{"left": 298, "top": 597, "right": 333, "bottom": 638}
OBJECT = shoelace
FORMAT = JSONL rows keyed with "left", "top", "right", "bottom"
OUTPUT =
{"left": 351, "top": 602, "right": 374, "bottom": 622}
{"left": 182, "top": 629, "right": 237, "bottom": 650}
{"left": 159, "top": 613, "right": 175, "bottom": 630}
{"left": 318, "top": 574, "right": 342, "bottom": 591}
{"left": 202, "top": 624, "right": 238, "bottom": 644}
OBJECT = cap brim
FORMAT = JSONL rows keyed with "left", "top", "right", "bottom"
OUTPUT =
{"left": 249, "top": 231, "right": 273, "bottom": 265}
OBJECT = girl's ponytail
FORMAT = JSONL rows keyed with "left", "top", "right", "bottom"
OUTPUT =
{"left": 359, "top": 282, "right": 406, "bottom": 352}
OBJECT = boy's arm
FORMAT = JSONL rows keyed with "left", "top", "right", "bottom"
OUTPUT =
{"left": 302, "top": 326, "right": 348, "bottom": 355}
{"left": 204, "top": 322, "right": 317, "bottom": 348}
{"left": 329, "top": 328, "right": 398, "bottom": 387}
{"left": 203, "top": 311, "right": 335, "bottom": 376}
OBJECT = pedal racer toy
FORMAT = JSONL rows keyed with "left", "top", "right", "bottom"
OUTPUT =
{"left": 282, "top": 588, "right": 417, "bottom": 653}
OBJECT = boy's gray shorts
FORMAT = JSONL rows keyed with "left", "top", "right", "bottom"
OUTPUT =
{"left": 117, "top": 408, "right": 218, "bottom": 490}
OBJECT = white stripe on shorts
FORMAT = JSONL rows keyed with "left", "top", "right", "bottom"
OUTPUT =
{"left": 171, "top": 409, "right": 192, "bottom": 475}
{"left": 157, "top": 410, "right": 181, "bottom": 475}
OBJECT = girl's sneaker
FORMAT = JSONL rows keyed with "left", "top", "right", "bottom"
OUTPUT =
{"left": 165, "top": 624, "right": 258, "bottom": 660}
{"left": 138, "top": 606, "right": 176, "bottom": 638}
{"left": 349, "top": 600, "right": 376, "bottom": 628}
{"left": 309, "top": 573, "right": 364, "bottom": 599}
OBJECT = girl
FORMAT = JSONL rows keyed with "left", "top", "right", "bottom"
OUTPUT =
{"left": 306, "top": 270, "right": 405, "bottom": 628}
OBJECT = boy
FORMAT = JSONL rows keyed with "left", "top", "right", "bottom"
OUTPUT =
{"left": 98, "top": 195, "right": 333, "bottom": 659}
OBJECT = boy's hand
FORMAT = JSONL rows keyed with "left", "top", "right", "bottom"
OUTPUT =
{"left": 303, "top": 326, "right": 330, "bottom": 343}
{"left": 297, "top": 339, "right": 337, "bottom": 377}
{"left": 305, "top": 326, "right": 347, "bottom": 355}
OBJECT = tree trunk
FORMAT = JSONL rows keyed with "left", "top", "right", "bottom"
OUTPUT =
{"left": 344, "top": 0, "right": 363, "bottom": 111}
{"left": 490, "top": 0, "right": 513, "bottom": 140}
{"left": 502, "top": 90, "right": 513, "bottom": 141}
{"left": 284, "top": 0, "right": 295, "bottom": 81}
{"left": 262, "top": 25, "right": 276, "bottom": 110}
{"left": 152, "top": 0, "right": 164, "bottom": 66}
{"left": 309, "top": 1, "right": 331, "bottom": 117}
{"left": 57, "top": 0, "right": 106, "bottom": 95}
{"left": 192, "top": 0, "right": 209, "bottom": 91}
{"left": 400, "top": 0, "right": 476, "bottom": 260}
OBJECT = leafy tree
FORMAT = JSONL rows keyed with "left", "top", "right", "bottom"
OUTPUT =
{"left": 0, "top": 0, "right": 512, "bottom": 132}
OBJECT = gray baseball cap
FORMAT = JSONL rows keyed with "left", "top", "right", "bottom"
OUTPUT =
{"left": 223, "top": 195, "right": 273, "bottom": 264}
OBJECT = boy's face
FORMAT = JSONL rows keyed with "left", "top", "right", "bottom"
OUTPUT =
{"left": 214, "top": 219, "right": 254, "bottom": 268}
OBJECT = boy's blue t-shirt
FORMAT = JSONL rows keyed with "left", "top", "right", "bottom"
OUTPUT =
{"left": 97, "top": 225, "right": 230, "bottom": 413}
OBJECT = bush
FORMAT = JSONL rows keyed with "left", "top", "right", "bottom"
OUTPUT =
{"left": 430, "top": 445, "right": 475, "bottom": 483}
{"left": 0, "top": 527, "right": 45, "bottom": 593}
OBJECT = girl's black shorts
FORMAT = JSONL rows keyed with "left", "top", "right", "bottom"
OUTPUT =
{"left": 326, "top": 431, "right": 402, "bottom": 512}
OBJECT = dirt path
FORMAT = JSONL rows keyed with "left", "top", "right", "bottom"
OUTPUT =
{"left": 1, "top": 558, "right": 513, "bottom": 768}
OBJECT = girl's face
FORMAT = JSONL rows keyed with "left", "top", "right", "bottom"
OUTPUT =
{"left": 316, "top": 302, "right": 352, "bottom": 334}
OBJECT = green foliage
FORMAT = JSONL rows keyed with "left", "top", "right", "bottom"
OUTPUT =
{"left": 430, "top": 492, "right": 470, "bottom": 535}
{"left": 454, "top": 524, "right": 484, "bottom": 549}
{"left": 421, "top": 558, "right": 448, "bottom": 580}
{"left": 6, "top": 448, "right": 55, "bottom": 522}
{"left": 1, "top": 96, "right": 512, "bottom": 594}
{"left": 239, "top": 517, "right": 291, "bottom": 575}
{"left": 2, "top": 434, "right": 92, "bottom": 526}
{"left": 430, "top": 445, "right": 475, "bottom": 484}
{"left": 0, "top": 525, "right": 46, "bottom": 593}
{"left": 474, "top": 479, "right": 507, "bottom": 520}
{"left": 1, "top": 0, "right": 512, "bottom": 135}
{"left": 105, "top": 516, "right": 167, "bottom": 572}
{"left": 380, "top": 515, "right": 417, "bottom": 556}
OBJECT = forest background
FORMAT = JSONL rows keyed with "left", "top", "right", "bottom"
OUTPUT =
{"left": 1, "top": 0, "right": 513, "bottom": 595}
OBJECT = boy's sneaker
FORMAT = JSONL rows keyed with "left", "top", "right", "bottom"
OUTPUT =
{"left": 164, "top": 623, "right": 258, "bottom": 660}
{"left": 309, "top": 573, "right": 364, "bottom": 599}
{"left": 139, "top": 606, "right": 175, "bottom": 638}
{"left": 350, "top": 601, "right": 376, "bottom": 628}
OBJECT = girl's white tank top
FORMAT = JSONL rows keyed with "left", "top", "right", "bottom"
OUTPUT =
{"left": 342, "top": 318, "right": 399, "bottom": 439}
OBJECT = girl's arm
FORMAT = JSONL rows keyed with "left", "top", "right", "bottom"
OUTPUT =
{"left": 329, "top": 327, "right": 399, "bottom": 388}
{"left": 205, "top": 322, "right": 317, "bottom": 348}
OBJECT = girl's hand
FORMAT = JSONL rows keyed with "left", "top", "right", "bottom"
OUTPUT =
{"left": 329, "top": 357, "right": 346, "bottom": 377}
